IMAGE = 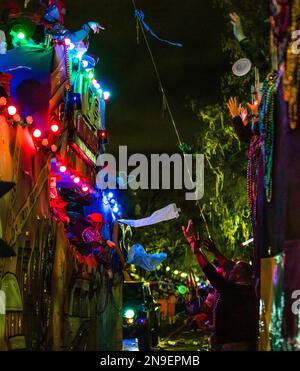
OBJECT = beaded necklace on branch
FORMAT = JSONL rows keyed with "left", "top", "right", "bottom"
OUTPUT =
{"left": 259, "top": 71, "right": 280, "bottom": 203}
{"left": 247, "top": 133, "right": 260, "bottom": 223}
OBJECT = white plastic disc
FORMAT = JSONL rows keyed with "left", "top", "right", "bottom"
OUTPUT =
{"left": 232, "top": 58, "right": 252, "bottom": 77}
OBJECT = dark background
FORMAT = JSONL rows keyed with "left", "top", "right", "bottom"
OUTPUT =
{"left": 65, "top": 0, "right": 229, "bottom": 155}
{"left": 0, "top": 0, "right": 233, "bottom": 219}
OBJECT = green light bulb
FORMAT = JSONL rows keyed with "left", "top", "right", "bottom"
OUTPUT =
{"left": 124, "top": 308, "right": 135, "bottom": 319}
{"left": 17, "top": 32, "right": 25, "bottom": 40}
{"left": 177, "top": 285, "right": 187, "bottom": 295}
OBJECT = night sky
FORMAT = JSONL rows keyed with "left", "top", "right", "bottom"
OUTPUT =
{"left": 66, "top": 0, "right": 229, "bottom": 155}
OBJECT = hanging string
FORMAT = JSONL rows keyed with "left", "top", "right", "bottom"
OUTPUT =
{"left": 131, "top": 0, "right": 211, "bottom": 239}
{"left": 162, "top": 94, "right": 167, "bottom": 118}
{"left": 132, "top": 0, "right": 182, "bottom": 145}
{"left": 134, "top": 9, "right": 183, "bottom": 48}
{"left": 196, "top": 202, "right": 211, "bottom": 239}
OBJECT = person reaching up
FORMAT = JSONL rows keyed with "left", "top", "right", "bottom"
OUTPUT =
{"left": 182, "top": 220, "right": 258, "bottom": 351}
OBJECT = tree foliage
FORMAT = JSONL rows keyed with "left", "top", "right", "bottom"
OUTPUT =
{"left": 128, "top": 1, "right": 270, "bottom": 274}
{"left": 192, "top": 102, "right": 251, "bottom": 260}
{"left": 190, "top": 0, "right": 269, "bottom": 260}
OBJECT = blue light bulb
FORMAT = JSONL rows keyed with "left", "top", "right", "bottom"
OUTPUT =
{"left": 103, "top": 91, "right": 111, "bottom": 101}
{"left": 82, "top": 60, "right": 89, "bottom": 68}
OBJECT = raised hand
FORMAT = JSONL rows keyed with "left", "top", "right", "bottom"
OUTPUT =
{"left": 88, "top": 22, "right": 105, "bottom": 34}
{"left": 229, "top": 12, "right": 246, "bottom": 42}
{"left": 227, "top": 97, "right": 242, "bottom": 118}
{"left": 182, "top": 220, "right": 200, "bottom": 253}
{"left": 240, "top": 107, "right": 248, "bottom": 126}
{"left": 182, "top": 219, "right": 193, "bottom": 240}
{"left": 246, "top": 102, "right": 259, "bottom": 116}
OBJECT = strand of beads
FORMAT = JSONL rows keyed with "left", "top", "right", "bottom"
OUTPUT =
{"left": 259, "top": 72, "right": 278, "bottom": 203}
{"left": 247, "top": 134, "right": 260, "bottom": 224}
{"left": 64, "top": 45, "right": 71, "bottom": 91}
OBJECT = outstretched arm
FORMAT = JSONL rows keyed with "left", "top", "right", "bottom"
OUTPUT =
{"left": 229, "top": 12, "right": 267, "bottom": 72}
{"left": 182, "top": 221, "right": 229, "bottom": 292}
{"left": 229, "top": 12, "right": 246, "bottom": 42}
{"left": 68, "top": 22, "right": 105, "bottom": 43}
{"left": 202, "top": 263, "right": 229, "bottom": 293}
{"left": 182, "top": 220, "right": 209, "bottom": 268}
{"left": 201, "top": 239, "right": 230, "bottom": 268}
{"left": 227, "top": 97, "right": 252, "bottom": 143}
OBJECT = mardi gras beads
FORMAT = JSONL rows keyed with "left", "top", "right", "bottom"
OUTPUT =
{"left": 247, "top": 134, "right": 260, "bottom": 223}
{"left": 259, "top": 71, "right": 279, "bottom": 202}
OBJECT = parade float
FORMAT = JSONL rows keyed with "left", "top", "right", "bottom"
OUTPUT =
{"left": 0, "top": 0, "right": 300, "bottom": 353}
{"left": 0, "top": 1, "right": 123, "bottom": 351}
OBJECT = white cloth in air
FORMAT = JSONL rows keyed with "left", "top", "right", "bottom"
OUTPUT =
{"left": 118, "top": 203, "right": 181, "bottom": 228}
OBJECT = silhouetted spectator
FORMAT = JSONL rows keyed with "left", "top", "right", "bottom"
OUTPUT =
{"left": 182, "top": 220, "right": 258, "bottom": 351}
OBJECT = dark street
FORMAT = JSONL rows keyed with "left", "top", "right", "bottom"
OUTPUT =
{"left": 158, "top": 325, "right": 210, "bottom": 351}
{"left": 123, "top": 320, "right": 210, "bottom": 351}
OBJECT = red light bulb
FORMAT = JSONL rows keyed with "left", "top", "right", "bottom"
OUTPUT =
{"left": 64, "top": 38, "right": 71, "bottom": 46}
{"left": 59, "top": 165, "right": 67, "bottom": 173}
{"left": 51, "top": 123, "right": 59, "bottom": 133}
{"left": 8, "top": 105, "right": 17, "bottom": 116}
{"left": 33, "top": 129, "right": 42, "bottom": 138}
{"left": 82, "top": 185, "right": 89, "bottom": 192}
